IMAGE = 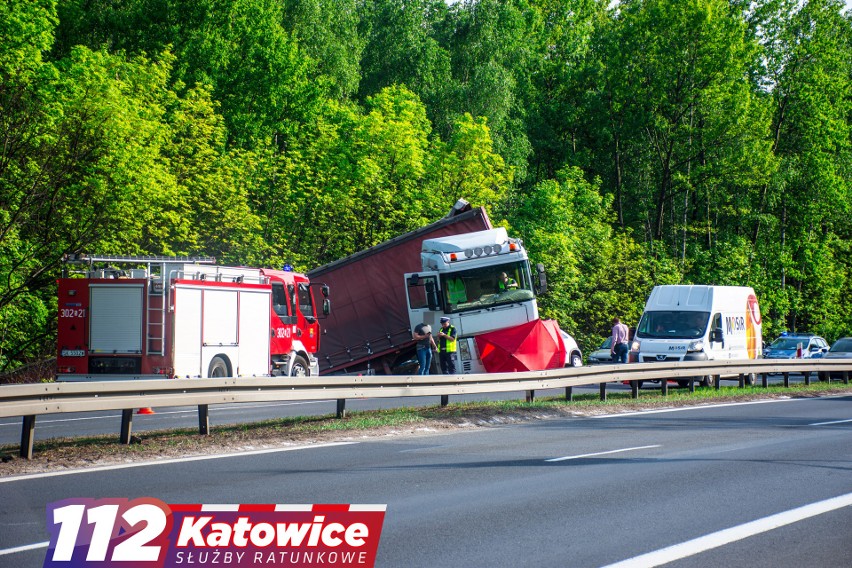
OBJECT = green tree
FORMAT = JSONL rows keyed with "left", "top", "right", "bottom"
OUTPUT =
{"left": 747, "top": 0, "right": 852, "bottom": 337}
{"left": 508, "top": 167, "right": 671, "bottom": 352}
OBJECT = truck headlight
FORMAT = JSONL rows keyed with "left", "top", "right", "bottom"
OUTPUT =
{"left": 687, "top": 340, "right": 704, "bottom": 352}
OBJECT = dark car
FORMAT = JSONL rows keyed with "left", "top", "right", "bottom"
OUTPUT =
{"left": 820, "top": 337, "right": 852, "bottom": 381}
{"left": 763, "top": 333, "right": 829, "bottom": 360}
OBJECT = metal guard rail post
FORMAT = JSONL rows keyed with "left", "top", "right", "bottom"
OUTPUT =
{"left": 1, "top": 359, "right": 850, "bottom": 459}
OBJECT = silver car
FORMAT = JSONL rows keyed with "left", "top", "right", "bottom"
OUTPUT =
{"left": 588, "top": 337, "right": 614, "bottom": 365}
{"left": 763, "top": 333, "right": 829, "bottom": 360}
{"left": 820, "top": 337, "right": 852, "bottom": 381}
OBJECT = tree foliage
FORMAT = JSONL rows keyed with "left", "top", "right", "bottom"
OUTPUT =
{"left": 1, "top": 0, "right": 851, "bottom": 372}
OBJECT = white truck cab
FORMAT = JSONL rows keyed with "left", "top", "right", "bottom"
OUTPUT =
{"left": 632, "top": 285, "right": 762, "bottom": 385}
{"left": 404, "top": 228, "right": 570, "bottom": 374}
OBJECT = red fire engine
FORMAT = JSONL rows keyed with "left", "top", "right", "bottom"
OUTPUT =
{"left": 56, "top": 255, "right": 329, "bottom": 381}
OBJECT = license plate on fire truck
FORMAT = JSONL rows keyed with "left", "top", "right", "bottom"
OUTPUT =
{"left": 61, "top": 349, "right": 86, "bottom": 357}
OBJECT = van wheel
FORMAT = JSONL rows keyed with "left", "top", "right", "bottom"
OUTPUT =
{"left": 745, "top": 373, "right": 757, "bottom": 386}
{"left": 290, "top": 355, "right": 310, "bottom": 377}
{"left": 701, "top": 375, "right": 715, "bottom": 387}
{"left": 208, "top": 356, "right": 229, "bottom": 378}
{"left": 677, "top": 379, "right": 689, "bottom": 388}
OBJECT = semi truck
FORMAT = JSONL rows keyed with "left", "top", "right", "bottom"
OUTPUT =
{"left": 56, "top": 254, "right": 329, "bottom": 381}
{"left": 307, "top": 201, "right": 580, "bottom": 375}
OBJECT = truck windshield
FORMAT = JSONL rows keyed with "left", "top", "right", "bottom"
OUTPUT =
{"left": 636, "top": 311, "right": 710, "bottom": 339}
{"left": 440, "top": 261, "right": 534, "bottom": 314}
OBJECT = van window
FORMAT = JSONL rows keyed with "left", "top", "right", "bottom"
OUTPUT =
{"left": 637, "top": 311, "right": 710, "bottom": 339}
{"left": 711, "top": 313, "right": 722, "bottom": 333}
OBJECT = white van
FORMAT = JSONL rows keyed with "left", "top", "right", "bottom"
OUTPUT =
{"left": 632, "top": 285, "right": 762, "bottom": 386}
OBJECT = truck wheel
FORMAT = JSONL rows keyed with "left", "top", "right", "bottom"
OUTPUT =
{"left": 676, "top": 379, "right": 689, "bottom": 388}
{"left": 208, "top": 356, "right": 229, "bottom": 378}
{"left": 701, "top": 375, "right": 715, "bottom": 387}
{"left": 745, "top": 373, "right": 757, "bottom": 386}
{"left": 290, "top": 355, "right": 310, "bottom": 377}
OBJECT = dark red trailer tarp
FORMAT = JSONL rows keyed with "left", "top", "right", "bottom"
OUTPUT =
{"left": 308, "top": 207, "right": 492, "bottom": 374}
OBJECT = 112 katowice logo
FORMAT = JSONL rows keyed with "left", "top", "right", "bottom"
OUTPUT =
{"left": 44, "top": 498, "right": 386, "bottom": 568}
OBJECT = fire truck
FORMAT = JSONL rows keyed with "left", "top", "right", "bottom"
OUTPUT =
{"left": 56, "top": 255, "right": 329, "bottom": 381}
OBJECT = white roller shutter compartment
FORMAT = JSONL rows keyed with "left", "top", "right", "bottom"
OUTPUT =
{"left": 89, "top": 285, "right": 144, "bottom": 354}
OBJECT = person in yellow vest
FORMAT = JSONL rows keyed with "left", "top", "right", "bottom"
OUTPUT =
{"left": 437, "top": 316, "right": 457, "bottom": 374}
{"left": 498, "top": 272, "right": 518, "bottom": 291}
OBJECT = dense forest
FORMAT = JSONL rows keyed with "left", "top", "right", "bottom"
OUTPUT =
{"left": 1, "top": 0, "right": 851, "bottom": 374}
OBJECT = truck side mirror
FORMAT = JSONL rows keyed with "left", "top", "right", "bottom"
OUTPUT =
{"left": 322, "top": 298, "right": 331, "bottom": 316}
{"left": 536, "top": 263, "right": 547, "bottom": 295}
{"left": 710, "top": 329, "right": 723, "bottom": 343}
{"left": 426, "top": 281, "right": 440, "bottom": 311}
{"left": 321, "top": 284, "right": 329, "bottom": 298}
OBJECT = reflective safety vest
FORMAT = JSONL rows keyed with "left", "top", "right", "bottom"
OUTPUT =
{"left": 439, "top": 325, "right": 457, "bottom": 353}
{"left": 447, "top": 278, "right": 467, "bottom": 304}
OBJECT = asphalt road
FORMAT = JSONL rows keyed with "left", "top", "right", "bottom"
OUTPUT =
{"left": 1, "top": 396, "right": 850, "bottom": 567}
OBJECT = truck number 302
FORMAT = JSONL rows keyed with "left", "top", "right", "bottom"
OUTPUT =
{"left": 60, "top": 308, "right": 86, "bottom": 318}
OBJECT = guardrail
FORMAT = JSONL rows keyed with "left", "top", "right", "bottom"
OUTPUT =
{"left": 2, "top": 359, "right": 850, "bottom": 459}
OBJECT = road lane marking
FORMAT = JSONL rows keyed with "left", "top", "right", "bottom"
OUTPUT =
{"left": 0, "top": 441, "right": 357, "bottom": 484}
{"left": 591, "top": 398, "right": 796, "bottom": 419}
{"left": 546, "top": 445, "right": 661, "bottom": 462}
{"left": 809, "top": 418, "right": 852, "bottom": 426}
{"left": 0, "top": 541, "right": 49, "bottom": 556}
{"left": 601, "top": 492, "right": 852, "bottom": 568}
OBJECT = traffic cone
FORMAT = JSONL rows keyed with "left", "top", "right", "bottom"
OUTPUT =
{"left": 137, "top": 407, "right": 155, "bottom": 415}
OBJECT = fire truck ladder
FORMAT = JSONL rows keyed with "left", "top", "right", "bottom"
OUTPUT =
{"left": 62, "top": 254, "right": 216, "bottom": 356}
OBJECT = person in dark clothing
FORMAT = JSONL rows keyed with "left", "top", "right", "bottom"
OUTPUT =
{"left": 413, "top": 322, "right": 437, "bottom": 375}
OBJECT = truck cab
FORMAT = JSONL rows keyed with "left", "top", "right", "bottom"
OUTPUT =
{"left": 404, "top": 228, "right": 545, "bottom": 373}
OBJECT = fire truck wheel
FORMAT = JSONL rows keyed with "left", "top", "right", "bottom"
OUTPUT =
{"left": 208, "top": 356, "right": 229, "bottom": 378}
{"left": 290, "top": 355, "right": 310, "bottom": 377}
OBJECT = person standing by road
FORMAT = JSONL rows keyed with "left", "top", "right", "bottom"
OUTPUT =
{"left": 611, "top": 317, "right": 630, "bottom": 364}
{"left": 437, "top": 316, "right": 457, "bottom": 374}
{"left": 413, "top": 322, "right": 438, "bottom": 375}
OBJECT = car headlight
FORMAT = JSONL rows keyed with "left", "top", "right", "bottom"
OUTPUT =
{"left": 687, "top": 340, "right": 704, "bottom": 352}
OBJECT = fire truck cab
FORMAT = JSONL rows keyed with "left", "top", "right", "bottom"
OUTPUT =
{"left": 56, "top": 255, "right": 329, "bottom": 381}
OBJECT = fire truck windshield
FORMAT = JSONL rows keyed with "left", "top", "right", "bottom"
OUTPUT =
{"left": 440, "top": 261, "right": 534, "bottom": 314}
